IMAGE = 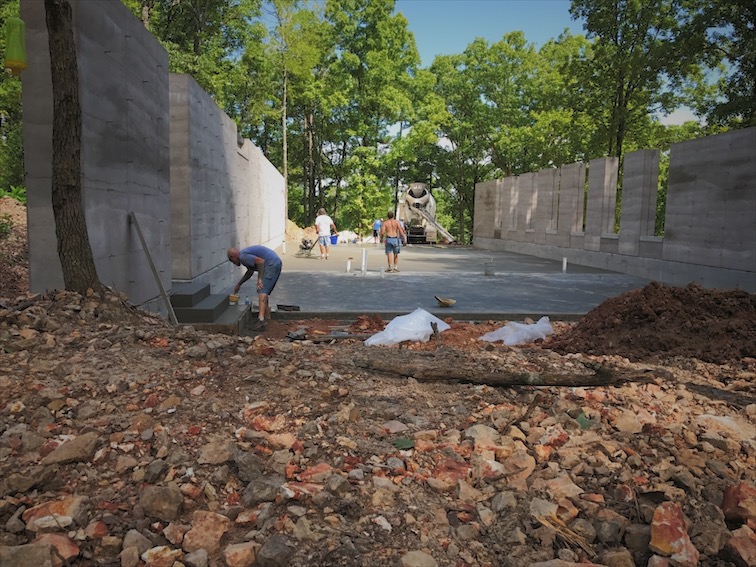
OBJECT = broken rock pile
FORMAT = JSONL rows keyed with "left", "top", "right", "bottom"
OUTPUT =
{"left": 0, "top": 286, "right": 755, "bottom": 567}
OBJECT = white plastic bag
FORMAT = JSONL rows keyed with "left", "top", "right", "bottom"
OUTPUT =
{"left": 478, "top": 316, "right": 554, "bottom": 346}
{"left": 365, "top": 308, "right": 451, "bottom": 346}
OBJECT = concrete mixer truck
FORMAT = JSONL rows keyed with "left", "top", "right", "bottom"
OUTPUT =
{"left": 396, "top": 182, "right": 455, "bottom": 244}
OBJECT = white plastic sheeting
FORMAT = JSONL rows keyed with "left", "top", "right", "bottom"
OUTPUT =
{"left": 364, "top": 308, "right": 450, "bottom": 346}
{"left": 478, "top": 316, "right": 554, "bottom": 346}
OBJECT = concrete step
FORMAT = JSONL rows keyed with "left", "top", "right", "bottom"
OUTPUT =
{"left": 173, "top": 293, "right": 230, "bottom": 323}
{"left": 190, "top": 304, "right": 253, "bottom": 335}
{"left": 170, "top": 281, "right": 210, "bottom": 308}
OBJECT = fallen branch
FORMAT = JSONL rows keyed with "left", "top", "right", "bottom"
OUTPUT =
{"left": 307, "top": 333, "right": 372, "bottom": 343}
{"left": 353, "top": 351, "right": 627, "bottom": 387}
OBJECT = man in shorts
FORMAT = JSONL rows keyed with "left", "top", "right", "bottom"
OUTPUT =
{"left": 379, "top": 211, "right": 407, "bottom": 272}
{"left": 227, "top": 245, "right": 282, "bottom": 330}
{"left": 314, "top": 208, "right": 338, "bottom": 259}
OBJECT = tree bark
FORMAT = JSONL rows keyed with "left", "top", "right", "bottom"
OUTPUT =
{"left": 353, "top": 351, "right": 625, "bottom": 387}
{"left": 45, "top": 0, "right": 100, "bottom": 295}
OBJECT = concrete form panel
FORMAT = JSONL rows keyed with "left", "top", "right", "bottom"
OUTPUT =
{"left": 25, "top": 178, "right": 64, "bottom": 293}
{"left": 473, "top": 180, "right": 497, "bottom": 238}
{"left": 22, "top": 0, "right": 171, "bottom": 305}
{"left": 21, "top": 0, "right": 55, "bottom": 294}
{"left": 169, "top": 75, "right": 284, "bottom": 290}
{"left": 585, "top": 157, "right": 619, "bottom": 251}
{"left": 534, "top": 169, "right": 556, "bottom": 244}
{"left": 664, "top": 128, "right": 756, "bottom": 271}
{"left": 557, "top": 162, "right": 584, "bottom": 235}
{"left": 516, "top": 173, "right": 535, "bottom": 241}
{"left": 473, "top": 128, "right": 754, "bottom": 291}
{"left": 619, "top": 149, "right": 659, "bottom": 256}
{"left": 505, "top": 177, "right": 518, "bottom": 231}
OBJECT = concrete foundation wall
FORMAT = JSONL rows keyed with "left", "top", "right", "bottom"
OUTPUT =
{"left": 474, "top": 128, "right": 756, "bottom": 292}
{"left": 22, "top": 0, "right": 285, "bottom": 307}
{"left": 169, "top": 74, "right": 285, "bottom": 294}
{"left": 22, "top": 0, "right": 171, "bottom": 305}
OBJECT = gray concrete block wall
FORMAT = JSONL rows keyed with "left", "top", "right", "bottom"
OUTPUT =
{"left": 169, "top": 75, "right": 191, "bottom": 280}
{"left": 619, "top": 149, "right": 659, "bottom": 256}
{"left": 534, "top": 169, "right": 557, "bottom": 242}
{"left": 23, "top": 0, "right": 285, "bottom": 309}
{"left": 22, "top": 0, "right": 172, "bottom": 305}
{"left": 502, "top": 177, "right": 517, "bottom": 231}
{"left": 584, "top": 157, "right": 618, "bottom": 250}
{"left": 169, "top": 74, "right": 285, "bottom": 294}
{"left": 474, "top": 128, "right": 756, "bottom": 292}
{"left": 664, "top": 128, "right": 756, "bottom": 271}
{"left": 473, "top": 180, "right": 497, "bottom": 238}
{"left": 511, "top": 173, "right": 534, "bottom": 240}
{"left": 22, "top": 0, "right": 63, "bottom": 292}
{"left": 558, "top": 162, "right": 585, "bottom": 235}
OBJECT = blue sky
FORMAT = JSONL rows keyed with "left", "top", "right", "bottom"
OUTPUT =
{"left": 393, "top": 0, "right": 694, "bottom": 124}
{"left": 394, "top": 0, "right": 583, "bottom": 65}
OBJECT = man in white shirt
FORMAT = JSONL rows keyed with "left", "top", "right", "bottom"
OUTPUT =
{"left": 313, "top": 208, "right": 338, "bottom": 259}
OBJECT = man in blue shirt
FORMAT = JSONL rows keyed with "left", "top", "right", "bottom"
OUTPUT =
{"left": 227, "top": 245, "right": 282, "bottom": 331}
{"left": 372, "top": 218, "right": 383, "bottom": 245}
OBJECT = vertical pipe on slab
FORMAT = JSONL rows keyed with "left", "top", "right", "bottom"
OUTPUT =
{"left": 562, "top": 257, "right": 567, "bottom": 272}
{"left": 361, "top": 248, "right": 367, "bottom": 276}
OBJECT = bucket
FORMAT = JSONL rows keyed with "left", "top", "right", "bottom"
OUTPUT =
{"left": 330, "top": 234, "right": 338, "bottom": 245}
{"left": 484, "top": 260, "right": 495, "bottom": 276}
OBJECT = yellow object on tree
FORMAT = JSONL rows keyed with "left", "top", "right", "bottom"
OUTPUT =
{"left": 4, "top": 16, "right": 27, "bottom": 76}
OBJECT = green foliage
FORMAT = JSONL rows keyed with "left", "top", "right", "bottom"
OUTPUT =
{"left": 685, "top": 0, "right": 756, "bottom": 127}
{"left": 0, "top": 184, "right": 25, "bottom": 204}
{"left": 1, "top": 0, "right": 25, "bottom": 191}
{"left": 2, "top": 0, "right": 743, "bottom": 245}
{"left": 569, "top": 0, "right": 696, "bottom": 158}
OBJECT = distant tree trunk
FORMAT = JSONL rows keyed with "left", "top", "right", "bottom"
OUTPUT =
{"left": 45, "top": 0, "right": 100, "bottom": 294}
{"left": 304, "top": 110, "right": 315, "bottom": 220}
{"left": 281, "top": 67, "right": 288, "bottom": 221}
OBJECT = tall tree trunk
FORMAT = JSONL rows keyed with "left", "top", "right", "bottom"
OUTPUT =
{"left": 45, "top": 0, "right": 100, "bottom": 295}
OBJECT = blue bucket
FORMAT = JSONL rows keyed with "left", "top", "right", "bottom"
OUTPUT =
{"left": 330, "top": 235, "right": 338, "bottom": 245}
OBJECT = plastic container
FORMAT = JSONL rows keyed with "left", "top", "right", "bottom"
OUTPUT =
{"left": 330, "top": 234, "right": 338, "bottom": 245}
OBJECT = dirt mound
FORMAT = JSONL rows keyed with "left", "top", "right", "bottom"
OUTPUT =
{"left": 285, "top": 218, "right": 317, "bottom": 243}
{"left": 0, "top": 197, "right": 29, "bottom": 301}
{"left": 545, "top": 281, "right": 756, "bottom": 364}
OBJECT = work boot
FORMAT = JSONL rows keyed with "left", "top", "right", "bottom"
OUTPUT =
{"left": 250, "top": 319, "right": 268, "bottom": 331}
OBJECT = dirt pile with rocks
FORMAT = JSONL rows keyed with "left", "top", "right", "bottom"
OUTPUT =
{"left": 546, "top": 282, "right": 756, "bottom": 365}
{"left": 0, "top": 197, "right": 29, "bottom": 301}
{"left": 0, "top": 202, "right": 754, "bottom": 567}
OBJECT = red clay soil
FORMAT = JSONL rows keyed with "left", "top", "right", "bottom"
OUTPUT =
{"left": 544, "top": 281, "right": 756, "bottom": 364}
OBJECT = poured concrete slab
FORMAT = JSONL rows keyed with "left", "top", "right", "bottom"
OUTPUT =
{"left": 226, "top": 244, "right": 651, "bottom": 321}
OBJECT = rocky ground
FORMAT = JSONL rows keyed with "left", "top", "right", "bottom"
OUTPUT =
{"left": 1, "top": 198, "right": 755, "bottom": 567}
